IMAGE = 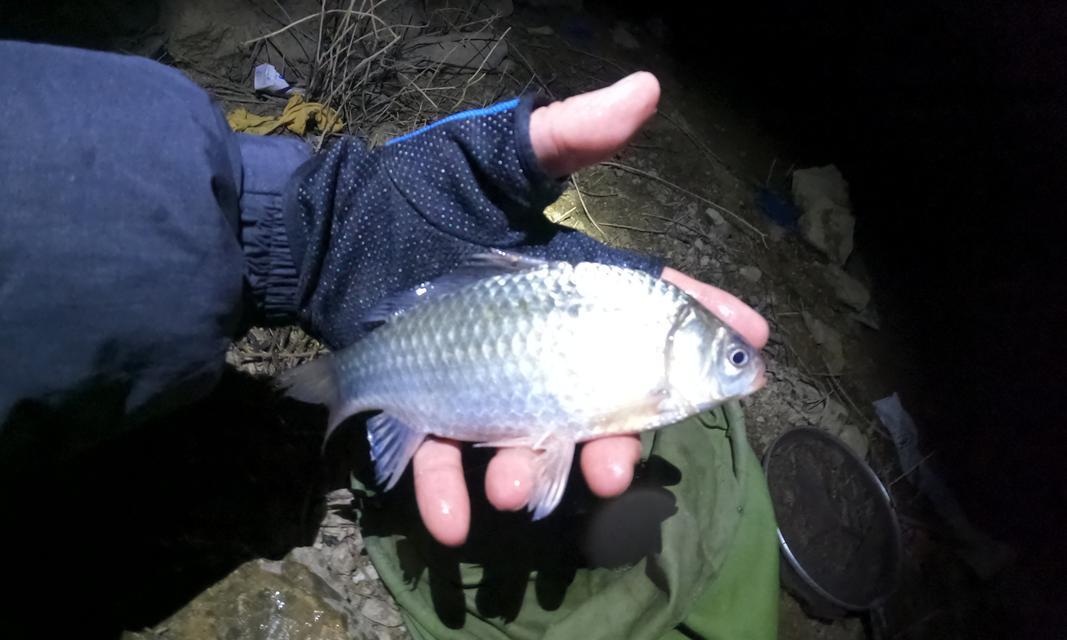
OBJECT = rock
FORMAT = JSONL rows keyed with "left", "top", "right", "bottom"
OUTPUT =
{"left": 792, "top": 165, "right": 850, "bottom": 211}
{"left": 361, "top": 597, "right": 404, "bottom": 627}
{"left": 819, "top": 398, "right": 850, "bottom": 432}
{"left": 798, "top": 198, "right": 855, "bottom": 264}
{"left": 792, "top": 165, "right": 855, "bottom": 264}
{"left": 699, "top": 255, "right": 711, "bottom": 268}
{"left": 822, "top": 264, "right": 870, "bottom": 311}
{"left": 802, "top": 311, "right": 846, "bottom": 374}
{"left": 326, "top": 541, "right": 358, "bottom": 576}
{"left": 351, "top": 566, "right": 380, "bottom": 596}
{"left": 325, "top": 487, "right": 355, "bottom": 506}
{"left": 739, "top": 266, "right": 763, "bottom": 283}
{"left": 611, "top": 23, "right": 641, "bottom": 50}
{"left": 836, "top": 424, "right": 870, "bottom": 461}
{"left": 125, "top": 558, "right": 350, "bottom": 640}
{"left": 850, "top": 305, "right": 882, "bottom": 330}
{"left": 288, "top": 546, "right": 338, "bottom": 586}
{"left": 793, "top": 378, "right": 823, "bottom": 405}
{"left": 704, "top": 207, "right": 727, "bottom": 226}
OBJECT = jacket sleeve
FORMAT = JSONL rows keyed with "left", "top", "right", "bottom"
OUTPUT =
{"left": 0, "top": 40, "right": 306, "bottom": 468}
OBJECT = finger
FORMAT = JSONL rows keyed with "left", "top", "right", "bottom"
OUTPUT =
{"left": 412, "top": 437, "right": 470, "bottom": 547}
{"left": 661, "top": 267, "right": 770, "bottom": 349}
{"left": 485, "top": 447, "right": 536, "bottom": 511}
{"left": 530, "top": 71, "right": 661, "bottom": 177}
{"left": 580, "top": 435, "right": 642, "bottom": 497}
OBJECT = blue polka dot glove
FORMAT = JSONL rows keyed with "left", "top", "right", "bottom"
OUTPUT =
{"left": 283, "top": 94, "right": 664, "bottom": 349}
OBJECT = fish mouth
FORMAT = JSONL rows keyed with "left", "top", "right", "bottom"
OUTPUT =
{"left": 750, "top": 358, "right": 768, "bottom": 393}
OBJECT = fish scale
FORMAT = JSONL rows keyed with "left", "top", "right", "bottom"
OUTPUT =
{"left": 348, "top": 262, "right": 678, "bottom": 435}
{"left": 279, "top": 253, "right": 764, "bottom": 519}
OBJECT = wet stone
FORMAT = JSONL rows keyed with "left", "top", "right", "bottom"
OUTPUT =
{"left": 123, "top": 559, "right": 349, "bottom": 640}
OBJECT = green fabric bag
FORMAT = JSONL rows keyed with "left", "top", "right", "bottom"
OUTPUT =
{"left": 357, "top": 401, "right": 779, "bottom": 639}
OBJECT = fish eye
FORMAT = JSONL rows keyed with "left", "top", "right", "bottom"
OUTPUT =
{"left": 729, "top": 348, "right": 748, "bottom": 367}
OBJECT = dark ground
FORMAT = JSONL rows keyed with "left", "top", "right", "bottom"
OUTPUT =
{"left": 645, "top": 3, "right": 1067, "bottom": 637}
{"left": 2, "top": 1, "right": 1064, "bottom": 638}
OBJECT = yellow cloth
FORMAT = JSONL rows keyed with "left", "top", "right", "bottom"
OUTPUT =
{"left": 226, "top": 94, "right": 343, "bottom": 135}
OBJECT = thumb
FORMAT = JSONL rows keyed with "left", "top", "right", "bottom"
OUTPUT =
{"left": 529, "top": 71, "right": 661, "bottom": 178}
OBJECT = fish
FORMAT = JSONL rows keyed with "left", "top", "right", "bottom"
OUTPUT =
{"left": 278, "top": 252, "right": 765, "bottom": 519}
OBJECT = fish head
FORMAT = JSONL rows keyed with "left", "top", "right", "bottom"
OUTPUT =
{"left": 666, "top": 303, "right": 765, "bottom": 410}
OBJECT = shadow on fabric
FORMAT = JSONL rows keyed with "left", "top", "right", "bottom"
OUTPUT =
{"left": 346, "top": 429, "right": 682, "bottom": 629}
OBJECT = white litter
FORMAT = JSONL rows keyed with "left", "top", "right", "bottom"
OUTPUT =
{"left": 254, "top": 63, "right": 290, "bottom": 93}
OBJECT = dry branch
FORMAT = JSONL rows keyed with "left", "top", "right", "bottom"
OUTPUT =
{"left": 599, "top": 161, "right": 768, "bottom": 244}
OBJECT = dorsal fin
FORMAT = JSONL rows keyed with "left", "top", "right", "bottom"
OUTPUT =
{"left": 361, "top": 251, "right": 550, "bottom": 327}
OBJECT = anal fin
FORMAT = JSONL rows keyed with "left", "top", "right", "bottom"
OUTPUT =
{"left": 367, "top": 413, "right": 427, "bottom": 490}
{"left": 477, "top": 433, "right": 577, "bottom": 519}
{"left": 527, "top": 435, "right": 577, "bottom": 520}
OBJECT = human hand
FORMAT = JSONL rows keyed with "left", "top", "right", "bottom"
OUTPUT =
{"left": 409, "top": 72, "right": 770, "bottom": 546}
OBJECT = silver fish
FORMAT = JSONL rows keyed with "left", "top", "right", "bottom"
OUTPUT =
{"left": 279, "top": 253, "right": 764, "bottom": 519}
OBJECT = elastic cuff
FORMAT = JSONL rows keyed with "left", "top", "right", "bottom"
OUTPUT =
{"left": 236, "top": 133, "right": 312, "bottom": 323}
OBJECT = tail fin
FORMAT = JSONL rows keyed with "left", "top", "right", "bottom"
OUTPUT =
{"left": 276, "top": 356, "right": 351, "bottom": 439}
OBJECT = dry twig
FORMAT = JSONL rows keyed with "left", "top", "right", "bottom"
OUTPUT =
{"left": 599, "top": 161, "right": 768, "bottom": 244}
{"left": 571, "top": 175, "right": 606, "bottom": 239}
{"left": 889, "top": 450, "right": 938, "bottom": 487}
{"left": 242, "top": 8, "right": 400, "bottom": 46}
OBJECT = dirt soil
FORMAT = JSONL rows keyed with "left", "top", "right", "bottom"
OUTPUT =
{"left": 3, "top": 1, "right": 1007, "bottom": 638}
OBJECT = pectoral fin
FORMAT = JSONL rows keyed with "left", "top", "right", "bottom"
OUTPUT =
{"left": 589, "top": 389, "right": 693, "bottom": 435}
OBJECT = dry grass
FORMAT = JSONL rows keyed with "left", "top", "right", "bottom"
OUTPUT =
{"left": 228, "top": 326, "right": 326, "bottom": 377}
{"left": 242, "top": 0, "right": 523, "bottom": 148}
